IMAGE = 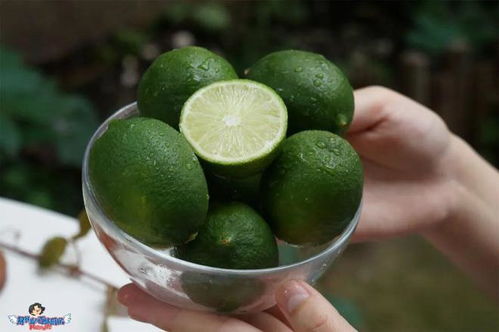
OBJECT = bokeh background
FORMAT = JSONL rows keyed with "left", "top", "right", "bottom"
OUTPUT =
{"left": 1, "top": 1, "right": 498, "bottom": 330}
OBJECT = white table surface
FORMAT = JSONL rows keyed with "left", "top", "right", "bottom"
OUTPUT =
{"left": 0, "top": 197, "right": 162, "bottom": 331}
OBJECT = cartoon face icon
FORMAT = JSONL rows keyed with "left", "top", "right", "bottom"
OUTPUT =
{"left": 28, "top": 303, "right": 45, "bottom": 317}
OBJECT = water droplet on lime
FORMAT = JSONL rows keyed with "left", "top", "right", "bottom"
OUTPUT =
{"left": 316, "top": 142, "right": 326, "bottom": 149}
{"left": 198, "top": 58, "right": 213, "bottom": 71}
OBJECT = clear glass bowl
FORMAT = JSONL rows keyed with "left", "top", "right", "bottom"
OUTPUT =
{"left": 82, "top": 102, "right": 361, "bottom": 314}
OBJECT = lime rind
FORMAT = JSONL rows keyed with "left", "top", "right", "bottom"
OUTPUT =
{"left": 180, "top": 79, "right": 287, "bottom": 172}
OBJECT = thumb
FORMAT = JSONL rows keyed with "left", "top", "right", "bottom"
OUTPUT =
{"left": 275, "top": 280, "right": 356, "bottom": 332}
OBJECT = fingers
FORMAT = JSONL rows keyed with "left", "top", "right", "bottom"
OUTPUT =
{"left": 348, "top": 86, "right": 397, "bottom": 135}
{"left": 264, "top": 305, "right": 290, "bottom": 327}
{"left": 275, "top": 280, "right": 357, "bottom": 332}
{"left": 240, "top": 311, "right": 292, "bottom": 332}
{"left": 346, "top": 86, "right": 402, "bottom": 169}
{"left": 118, "top": 283, "right": 260, "bottom": 332}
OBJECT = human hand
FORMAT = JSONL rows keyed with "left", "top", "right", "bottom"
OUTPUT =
{"left": 348, "top": 86, "right": 499, "bottom": 297}
{"left": 118, "top": 280, "right": 356, "bottom": 332}
{"left": 347, "top": 86, "right": 457, "bottom": 241}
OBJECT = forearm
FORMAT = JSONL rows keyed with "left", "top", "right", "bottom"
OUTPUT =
{"left": 423, "top": 136, "right": 499, "bottom": 298}
{"left": 450, "top": 136, "right": 499, "bottom": 209}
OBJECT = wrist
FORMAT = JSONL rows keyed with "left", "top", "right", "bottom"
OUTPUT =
{"left": 423, "top": 135, "right": 470, "bottom": 235}
{"left": 423, "top": 133, "right": 497, "bottom": 238}
{"left": 420, "top": 135, "right": 499, "bottom": 298}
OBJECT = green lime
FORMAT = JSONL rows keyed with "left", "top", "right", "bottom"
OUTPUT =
{"left": 137, "top": 46, "right": 237, "bottom": 128}
{"left": 174, "top": 202, "right": 278, "bottom": 269}
{"left": 246, "top": 49, "right": 354, "bottom": 135}
{"left": 179, "top": 79, "right": 287, "bottom": 178}
{"left": 261, "top": 130, "right": 363, "bottom": 245}
{"left": 180, "top": 272, "right": 264, "bottom": 312}
{"left": 89, "top": 117, "right": 209, "bottom": 247}
{"left": 204, "top": 170, "right": 262, "bottom": 207}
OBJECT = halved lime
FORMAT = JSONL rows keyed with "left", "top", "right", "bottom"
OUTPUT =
{"left": 179, "top": 79, "right": 287, "bottom": 177}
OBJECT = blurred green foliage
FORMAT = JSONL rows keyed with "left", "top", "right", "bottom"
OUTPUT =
{"left": 163, "top": 2, "right": 230, "bottom": 32}
{"left": 407, "top": 1, "right": 498, "bottom": 55}
{"left": 0, "top": 0, "right": 497, "bottom": 217}
{"left": 0, "top": 46, "right": 98, "bottom": 213}
{"left": 113, "top": 29, "right": 150, "bottom": 56}
{"left": 323, "top": 293, "right": 365, "bottom": 330}
{"left": 0, "top": 1, "right": 497, "bottom": 329}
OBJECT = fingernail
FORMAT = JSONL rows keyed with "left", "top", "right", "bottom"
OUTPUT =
{"left": 282, "top": 280, "right": 310, "bottom": 313}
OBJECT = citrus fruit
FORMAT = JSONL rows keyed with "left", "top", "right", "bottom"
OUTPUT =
{"left": 261, "top": 130, "right": 363, "bottom": 245}
{"left": 180, "top": 272, "right": 264, "bottom": 312}
{"left": 174, "top": 202, "right": 278, "bottom": 269}
{"left": 89, "top": 117, "right": 209, "bottom": 247}
{"left": 204, "top": 170, "right": 261, "bottom": 207}
{"left": 246, "top": 49, "right": 354, "bottom": 135}
{"left": 137, "top": 46, "right": 237, "bottom": 128}
{"left": 179, "top": 79, "right": 287, "bottom": 178}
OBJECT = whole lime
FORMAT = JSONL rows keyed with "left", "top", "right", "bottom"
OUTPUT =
{"left": 180, "top": 272, "right": 264, "bottom": 312}
{"left": 89, "top": 117, "right": 209, "bottom": 247}
{"left": 204, "top": 170, "right": 262, "bottom": 207}
{"left": 261, "top": 130, "right": 363, "bottom": 245}
{"left": 174, "top": 202, "right": 278, "bottom": 269}
{"left": 137, "top": 46, "right": 237, "bottom": 128}
{"left": 246, "top": 50, "right": 354, "bottom": 135}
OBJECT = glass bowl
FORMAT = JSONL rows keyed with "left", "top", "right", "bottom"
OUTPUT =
{"left": 82, "top": 102, "right": 361, "bottom": 314}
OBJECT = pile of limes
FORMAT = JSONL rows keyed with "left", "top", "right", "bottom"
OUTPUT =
{"left": 89, "top": 46, "right": 363, "bottom": 271}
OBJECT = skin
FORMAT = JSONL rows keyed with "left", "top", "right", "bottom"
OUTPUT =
{"left": 0, "top": 251, "right": 6, "bottom": 291}
{"left": 31, "top": 305, "right": 42, "bottom": 316}
{"left": 118, "top": 86, "right": 499, "bottom": 331}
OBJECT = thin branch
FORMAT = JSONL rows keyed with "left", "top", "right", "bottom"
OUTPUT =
{"left": 68, "top": 238, "right": 82, "bottom": 267}
{"left": 0, "top": 240, "right": 117, "bottom": 291}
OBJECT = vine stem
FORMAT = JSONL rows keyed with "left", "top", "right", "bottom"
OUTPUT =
{"left": 0, "top": 240, "right": 118, "bottom": 291}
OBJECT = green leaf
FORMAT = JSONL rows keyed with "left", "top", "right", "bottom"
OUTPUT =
{"left": 73, "top": 210, "right": 91, "bottom": 240}
{"left": 407, "top": 15, "right": 460, "bottom": 55}
{"left": 0, "top": 45, "right": 98, "bottom": 166}
{"left": 39, "top": 236, "right": 67, "bottom": 268}
{"left": 53, "top": 96, "right": 98, "bottom": 167}
{"left": 163, "top": 2, "right": 191, "bottom": 25}
{"left": 406, "top": 1, "right": 498, "bottom": 55}
{"left": 114, "top": 29, "right": 148, "bottom": 55}
{"left": 192, "top": 3, "right": 230, "bottom": 32}
{"left": 26, "top": 189, "right": 54, "bottom": 210}
{"left": 0, "top": 113, "right": 21, "bottom": 157}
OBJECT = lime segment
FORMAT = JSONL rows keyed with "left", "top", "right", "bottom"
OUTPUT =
{"left": 180, "top": 79, "right": 287, "bottom": 177}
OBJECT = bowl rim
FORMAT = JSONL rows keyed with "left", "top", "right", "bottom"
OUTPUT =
{"left": 82, "top": 102, "right": 362, "bottom": 276}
